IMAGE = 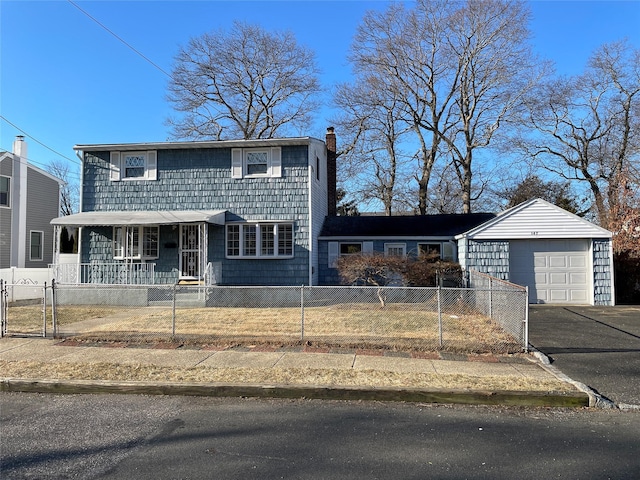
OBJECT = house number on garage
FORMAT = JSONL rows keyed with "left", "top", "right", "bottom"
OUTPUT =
{"left": 531, "top": 231, "right": 539, "bottom": 236}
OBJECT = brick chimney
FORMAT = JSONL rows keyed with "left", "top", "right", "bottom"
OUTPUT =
{"left": 326, "top": 127, "right": 337, "bottom": 216}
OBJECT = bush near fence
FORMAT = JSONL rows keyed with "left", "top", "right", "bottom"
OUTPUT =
{"left": 1, "top": 281, "right": 530, "bottom": 354}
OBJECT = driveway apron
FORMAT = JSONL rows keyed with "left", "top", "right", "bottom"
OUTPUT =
{"left": 528, "top": 305, "right": 640, "bottom": 407}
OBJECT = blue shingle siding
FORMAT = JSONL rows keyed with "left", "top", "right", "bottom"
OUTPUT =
{"left": 81, "top": 145, "right": 311, "bottom": 285}
{"left": 465, "top": 240, "right": 510, "bottom": 281}
{"left": 593, "top": 238, "right": 612, "bottom": 305}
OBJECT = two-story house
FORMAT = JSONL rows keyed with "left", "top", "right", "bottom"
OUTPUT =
{"left": 51, "top": 129, "right": 336, "bottom": 286}
{"left": 50, "top": 128, "right": 615, "bottom": 305}
{"left": 1, "top": 136, "right": 63, "bottom": 269}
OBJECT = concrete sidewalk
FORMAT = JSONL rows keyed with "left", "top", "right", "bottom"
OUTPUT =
{"left": 0, "top": 337, "right": 591, "bottom": 407}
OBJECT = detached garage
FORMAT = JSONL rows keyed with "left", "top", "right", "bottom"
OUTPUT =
{"left": 456, "top": 198, "right": 614, "bottom": 306}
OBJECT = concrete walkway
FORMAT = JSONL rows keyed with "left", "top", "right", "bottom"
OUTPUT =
{"left": 0, "top": 336, "right": 590, "bottom": 407}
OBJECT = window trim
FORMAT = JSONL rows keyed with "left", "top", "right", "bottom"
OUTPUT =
{"left": 231, "top": 147, "right": 282, "bottom": 179}
{"left": 418, "top": 242, "right": 455, "bottom": 261}
{"left": 0, "top": 175, "right": 10, "bottom": 208}
{"left": 110, "top": 151, "right": 157, "bottom": 181}
{"left": 113, "top": 225, "right": 159, "bottom": 260}
{"left": 384, "top": 243, "right": 407, "bottom": 257}
{"left": 226, "top": 222, "right": 294, "bottom": 259}
{"left": 29, "top": 230, "right": 44, "bottom": 261}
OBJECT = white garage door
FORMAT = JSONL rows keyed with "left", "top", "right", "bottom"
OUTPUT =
{"left": 510, "top": 239, "right": 590, "bottom": 304}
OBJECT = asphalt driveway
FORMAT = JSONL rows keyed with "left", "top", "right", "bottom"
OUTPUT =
{"left": 528, "top": 305, "right": 640, "bottom": 407}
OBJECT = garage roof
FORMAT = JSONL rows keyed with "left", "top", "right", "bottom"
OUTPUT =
{"left": 319, "top": 213, "right": 495, "bottom": 238}
{"left": 456, "top": 198, "right": 612, "bottom": 240}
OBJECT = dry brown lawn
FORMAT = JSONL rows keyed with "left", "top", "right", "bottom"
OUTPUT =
{"left": 0, "top": 359, "right": 576, "bottom": 393}
{"left": 6, "top": 303, "right": 521, "bottom": 353}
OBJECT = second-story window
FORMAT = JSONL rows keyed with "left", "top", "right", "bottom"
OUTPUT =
{"left": 246, "top": 151, "right": 269, "bottom": 176}
{"left": 231, "top": 147, "right": 281, "bottom": 179}
{"left": 109, "top": 151, "right": 157, "bottom": 181}
{"left": 123, "top": 154, "right": 146, "bottom": 179}
{"left": 0, "top": 175, "right": 9, "bottom": 207}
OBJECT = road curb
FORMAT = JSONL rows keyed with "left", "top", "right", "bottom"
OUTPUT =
{"left": 1, "top": 377, "right": 589, "bottom": 408}
{"left": 529, "top": 346, "right": 617, "bottom": 409}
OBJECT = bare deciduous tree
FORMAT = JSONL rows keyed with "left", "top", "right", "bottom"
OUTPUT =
{"left": 46, "top": 160, "right": 79, "bottom": 216}
{"left": 343, "top": 0, "right": 545, "bottom": 214}
{"left": 167, "top": 21, "right": 321, "bottom": 140}
{"left": 333, "top": 77, "right": 411, "bottom": 215}
{"left": 517, "top": 40, "right": 640, "bottom": 227}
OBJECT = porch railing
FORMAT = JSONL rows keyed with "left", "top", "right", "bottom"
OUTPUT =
{"left": 50, "top": 263, "right": 155, "bottom": 285}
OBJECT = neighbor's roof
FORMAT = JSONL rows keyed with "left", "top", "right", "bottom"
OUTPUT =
{"left": 319, "top": 213, "right": 496, "bottom": 239}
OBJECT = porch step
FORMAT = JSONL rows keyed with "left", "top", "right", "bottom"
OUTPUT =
{"left": 177, "top": 280, "right": 204, "bottom": 286}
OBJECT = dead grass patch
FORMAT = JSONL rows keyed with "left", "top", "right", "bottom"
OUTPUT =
{"left": 0, "top": 359, "right": 576, "bottom": 393}
{"left": 6, "top": 303, "right": 522, "bottom": 353}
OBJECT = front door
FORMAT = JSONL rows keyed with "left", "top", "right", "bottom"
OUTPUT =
{"left": 179, "top": 224, "right": 207, "bottom": 279}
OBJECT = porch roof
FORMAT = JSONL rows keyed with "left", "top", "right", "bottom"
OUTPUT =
{"left": 51, "top": 210, "right": 226, "bottom": 227}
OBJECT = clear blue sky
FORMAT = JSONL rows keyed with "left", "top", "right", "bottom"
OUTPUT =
{"left": 1, "top": 0, "right": 639, "bottom": 184}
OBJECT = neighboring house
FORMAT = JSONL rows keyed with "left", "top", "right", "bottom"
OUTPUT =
{"left": 0, "top": 136, "right": 63, "bottom": 269}
{"left": 50, "top": 129, "right": 336, "bottom": 286}
{"left": 319, "top": 199, "right": 614, "bottom": 306}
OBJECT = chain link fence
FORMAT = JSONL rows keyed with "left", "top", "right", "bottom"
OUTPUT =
{"left": 1, "top": 275, "right": 529, "bottom": 353}
{"left": 0, "top": 280, "right": 52, "bottom": 337}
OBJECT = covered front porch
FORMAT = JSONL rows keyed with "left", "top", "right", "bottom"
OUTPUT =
{"left": 50, "top": 210, "right": 226, "bottom": 285}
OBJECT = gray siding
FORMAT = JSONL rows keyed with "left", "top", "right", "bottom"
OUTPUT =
{"left": 25, "top": 168, "right": 59, "bottom": 267}
{"left": 81, "top": 145, "right": 312, "bottom": 285}
{"left": 465, "top": 240, "right": 510, "bottom": 281}
{"left": 593, "top": 239, "right": 613, "bottom": 306}
{"left": 318, "top": 239, "right": 455, "bottom": 286}
{"left": 0, "top": 207, "right": 10, "bottom": 268}
{"left": 0, "top": 157, "right": 12, "bottom": 268}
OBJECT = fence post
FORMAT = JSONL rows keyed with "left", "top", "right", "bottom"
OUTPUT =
{"left": 523, "top": 287, "right": 529, "bottom": 352}
{"left": 488, "top": 277, "right": 493, "bottom": 319}
{"left": 51, "top": 279, "right": 58, "bottom": 338}
{"left": 300, "top": 285, "right": 305, "bottom": 341}
{"left": 172, "top": 283, "right": 177, "bottom": 337}
{"left": 42, "top": 282, "right": 47, "bottom": 338}
{"left": 0, "top": 280, "right": 5, "bottom": 337}
{"left": 437, "top": 286, "right": 443, "bottom": 348}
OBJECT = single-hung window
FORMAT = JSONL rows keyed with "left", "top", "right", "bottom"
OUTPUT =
{"left": 246, "top": 151, "right": 269, "bottom": 176}
{"left": 340, "top": 243, "right": 362, "bottom": 256}
{"left": 0, "top": 175, "right": 9, "bottom": 207}
{"left": 385, "top": 243, "right": 406, "bottom": 257}
{"left": 418, "top": 242, "right": 455, "bottom": 261}
{"left": 123, "top": 154, "right": 146, "bottom": 178}
{"left": 30, "top": 231, "right": 44, "bottom": 261}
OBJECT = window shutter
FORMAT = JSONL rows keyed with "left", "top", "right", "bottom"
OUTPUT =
{"left": 146, "top": 151, "right": 157, "bottom": 180}
{"left": 109, "top": 152, "right": 121, "bottom": 181}
{"left": 363, "top": 242, "right": 374, "bottom": 254}
{"left": 270, "top": 147, "right": 282, "bottom": 177}
{"left": 328, "top": 241, "right": 339, "bottom": 268}
{"left": 231, "top": 148, "right": 243, "bottom": 178}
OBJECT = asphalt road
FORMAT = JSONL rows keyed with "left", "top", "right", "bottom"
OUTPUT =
{"left": 1, "top": 393, "right": 639, "bottom": 479}
{"left": 528, "top": 305, "right": 640, "bottom": 407}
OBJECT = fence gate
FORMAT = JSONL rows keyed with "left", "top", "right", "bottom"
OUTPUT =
{"left": 0, "top": 280, "right": 50, "bottom": 338}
